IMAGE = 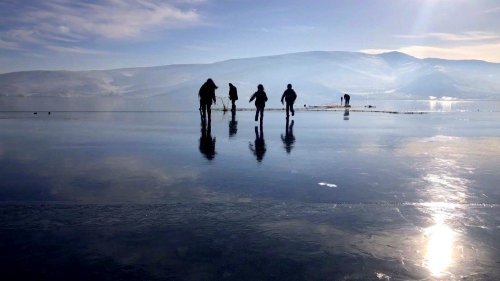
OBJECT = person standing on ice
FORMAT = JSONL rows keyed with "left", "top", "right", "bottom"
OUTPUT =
{"left": 228, "top": 83, "right": 238, "bottom": 112}
{"left": 249, "top": 84, "right": 268, "bottom": 123}
{"left": 198, "top": 78, "right": 217, "bottom": 121}
{"left": 343, "top": 93, "right": 350, "bottom": 106}
{"left": 281, "top": 83, "right": 297, "bottom": 118}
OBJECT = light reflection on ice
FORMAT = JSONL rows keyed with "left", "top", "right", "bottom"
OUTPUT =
{"left": 318, "top": 182, "right": 337, "bottom": 188}
{"left": 424, "top": 213, "right": 455, "bottom": 277}
{"left": 428, "top": 100, "right": 457, "bottom": 112}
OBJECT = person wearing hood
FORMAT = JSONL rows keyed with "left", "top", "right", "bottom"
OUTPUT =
{"left": 228, "top": 83, "right": 238, "bottom": 112}
{"left": 198, "top": 78, "right": 218, "bottom": 121}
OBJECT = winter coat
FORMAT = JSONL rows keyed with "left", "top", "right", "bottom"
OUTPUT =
{"left": 229, "top": 84, "right": 238, "bottom": 101}
{"left": 249, "top": 90, "right": 268, "bottom": 108}
{"left": 281, "top": 89, "right": 297, "bottom": 104}
{"left": 199, "top": 80, "right": 218, "bottom": 105}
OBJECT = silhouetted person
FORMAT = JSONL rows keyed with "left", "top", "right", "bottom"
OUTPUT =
{"left": 343, "top": 93, "right": 350, "bottom": 106}
{"left": 281, "top": 83, "right": 297, "bottom": 118}
{"left": 229, "top": 109, "right": 238, "bottom": 137}
{"left": 340, "top": 96, "right": 343, "bottom": 105}
{"left": 249, "top": 124, "right": 266, "bottom": 162}
{"left": 199, "top": 120, "right": 216, "bottom": 160}
{"left": 249, "top": 84, "right": 268, "bottom": 123}
{"left": 343, "top": 109, "right": 350, "bottom": 120}
{"left": 228, "top": 83, "right": 238, "bottom": 112}
{"left": 199, "top": 78, "right": 218, "bottom": 121}
{"left": 281, "top": 119, "right": 295, "bottom": 154}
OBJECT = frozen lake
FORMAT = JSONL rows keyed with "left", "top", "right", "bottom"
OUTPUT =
{"left": 0, "top": 100, "right": 499, "bottom": 280}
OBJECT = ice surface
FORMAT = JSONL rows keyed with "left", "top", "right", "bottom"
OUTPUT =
{"left": 0, "top": 102, "right": 499, "bottom": 280}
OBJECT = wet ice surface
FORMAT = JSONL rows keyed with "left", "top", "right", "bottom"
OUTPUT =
{"left": 0, "top": 102, "right": 499, "bottom": 280}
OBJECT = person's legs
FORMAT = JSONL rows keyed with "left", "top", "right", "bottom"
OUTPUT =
{"left": 285, "top": 103, "right": 290, "bottom": 117}
{"left": 207, "top": 104, "right": 212, "bottom": 121}
{"left": 259, "top": 106, "right": 264, "bottom": 122}
{"left": 255, "top": 107, "right": 259, "bottom": 121}
{"left": 201, "top": 103, "right": 207, "bottom": 119}
{"left": 290, "top": 102, "right": 295, "bottom": 116}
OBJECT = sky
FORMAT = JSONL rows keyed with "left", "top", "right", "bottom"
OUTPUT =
{"left": 0, "top": 0, "right": 499, "bottom": 73}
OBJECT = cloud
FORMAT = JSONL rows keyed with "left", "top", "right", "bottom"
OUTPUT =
{"left": 0, "top": 39, "right": 19, "bottom": 50}
{"left": 396, "top": 31, "right": 499, "bottom": 42}
{"left": 0, "top": 0, "right": 203, "bottom": 52}
{"left": 25, "top": 0, "right": 201, "bottom": 39}
{"left": 361, "top": 42, "right": 500, "bottom": 63}
{"left": 480, "top": 6, "right": 500, "bottom": 14}
{"left": 46, "top": 45, "right": 109, "bottom": 55}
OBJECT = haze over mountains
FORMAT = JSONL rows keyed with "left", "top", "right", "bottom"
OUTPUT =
{"left": 1, "top": 51, "right": 499, "bottom": 109}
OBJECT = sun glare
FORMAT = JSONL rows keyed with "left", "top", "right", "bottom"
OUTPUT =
{"left": 424, "top": 214, "right": 455, "bottom": 277}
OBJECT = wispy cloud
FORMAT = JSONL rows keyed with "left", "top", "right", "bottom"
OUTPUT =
{"left": 0, "top": 0, "right": 204, "bottom": 53}
{"left": 480, "top": 6, "right": 500, "bottom": 14}
{"left": 46, "top": 45, "right": 108, "bottom": 55}
{"left": 396, "top": 31, "right": 499, "bottom": 42}
{"left": 361, "top": 42, "right": 500, "bottom": 63}
{"left": 0, "top": 39, "right": 19, "bottom": 50}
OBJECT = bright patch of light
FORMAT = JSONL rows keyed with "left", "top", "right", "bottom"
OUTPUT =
{"left": 424, "top": 214, "right": 455, "bottom": 277}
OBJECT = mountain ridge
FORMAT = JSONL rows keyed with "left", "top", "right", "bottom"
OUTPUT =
{"left": 1, "top": 51, "right": 499, "bottom": 108}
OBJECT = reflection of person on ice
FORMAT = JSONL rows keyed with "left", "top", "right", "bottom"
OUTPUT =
{"left": 249, "top": 84, "right": 268, "bottom": 123}
{"left": 281, "top": 83, "right": 297, "bottom": 118}
{"left": 198, "top": 78, "right": 218, "bottom": 121}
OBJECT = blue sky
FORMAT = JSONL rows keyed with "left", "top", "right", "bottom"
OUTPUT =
{"left": 1, "top": 0, "right": 499, "bottom": 73}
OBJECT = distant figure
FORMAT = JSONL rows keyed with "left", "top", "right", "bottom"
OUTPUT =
{"left": 229, "top": 109, "right": 238, "bottom": 137}
{"left": 228, "top": 83, "right": 238, "bottom": 112}
{"left": 249, "top": 125, "right": 266, "bottom": 162}
{"left": 33, "top": 112, "right": 37, "bottom": 115}
{"left": 199, "top": 120, "right": 216, "bottom": 160}
{"left": 281, "top": 83, "right": 297, "bottom": 118}
{"left": 281, "top": 119, "right": 295, "bottom": 154}
{"left": 48, "top": 112, "right": 51, "bottom": 115}
{"left": 198, "top": 78, "right": 218, "bottom": 121}
{"left": 340, "top": 96, "right": 343, "bottom": 105}
{"left": 343, "top": 93, "right": 350, "bottom": 106}
{"left": 343, "top": 109, "right": 350, "bottom": 120}
{"left": 249, "top": 84, "right": 268, "bottom": 123}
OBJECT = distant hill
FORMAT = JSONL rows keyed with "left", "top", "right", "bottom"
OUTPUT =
{"left": 0, "top": 51, "right": 499, "bottom": 109}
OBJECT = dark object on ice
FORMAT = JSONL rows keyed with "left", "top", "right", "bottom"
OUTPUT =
{"left": 341, "top": 96, "right": 343, "bottom": 105}
{"left": 228, "top": 83, "right": 238, "bottom": 112}
{"left": 343, "top": 93, "right": 350, "bottom": 106}
{"left": 343, "top": 109, "right": 350, "bottom": 120}
{"left": 249, "top": 84, "right": 268, "bottom": 123}
{"left": 249, "top": 124, "right": 266, "bottom": 162}
{"left": 199, "top": 78, "right": 218, "bottom": 121}
{"left": 304, "top": 104, "right": 306, "bottom": 107}
{"left": 199, "top": 120, "right": 216, "bottom": 160}
{"left": 48, "top": 112, "right": 51, "bottom": 115}
{"left": 33, "top": 112, "right": 37, "bottom": 115}
{"left": 229, "top": 110, "right": 237, "bottom": 137}
{"left": 281, "top": 84, "right": 297, "bottom": 118}
{"left": 364, "top": 105, "right": 376, "bottom": 108}
{"left": 281, "top": 119, "right": 295, "bottom": 154}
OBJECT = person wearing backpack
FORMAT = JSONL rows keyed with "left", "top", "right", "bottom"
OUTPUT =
{"left": 281, "top": 83, "right": 297, "bottom": 118}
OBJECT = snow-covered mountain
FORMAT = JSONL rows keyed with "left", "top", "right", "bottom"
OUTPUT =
{"left": 1, "top": 51, "right": 499, "bottom": 109}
